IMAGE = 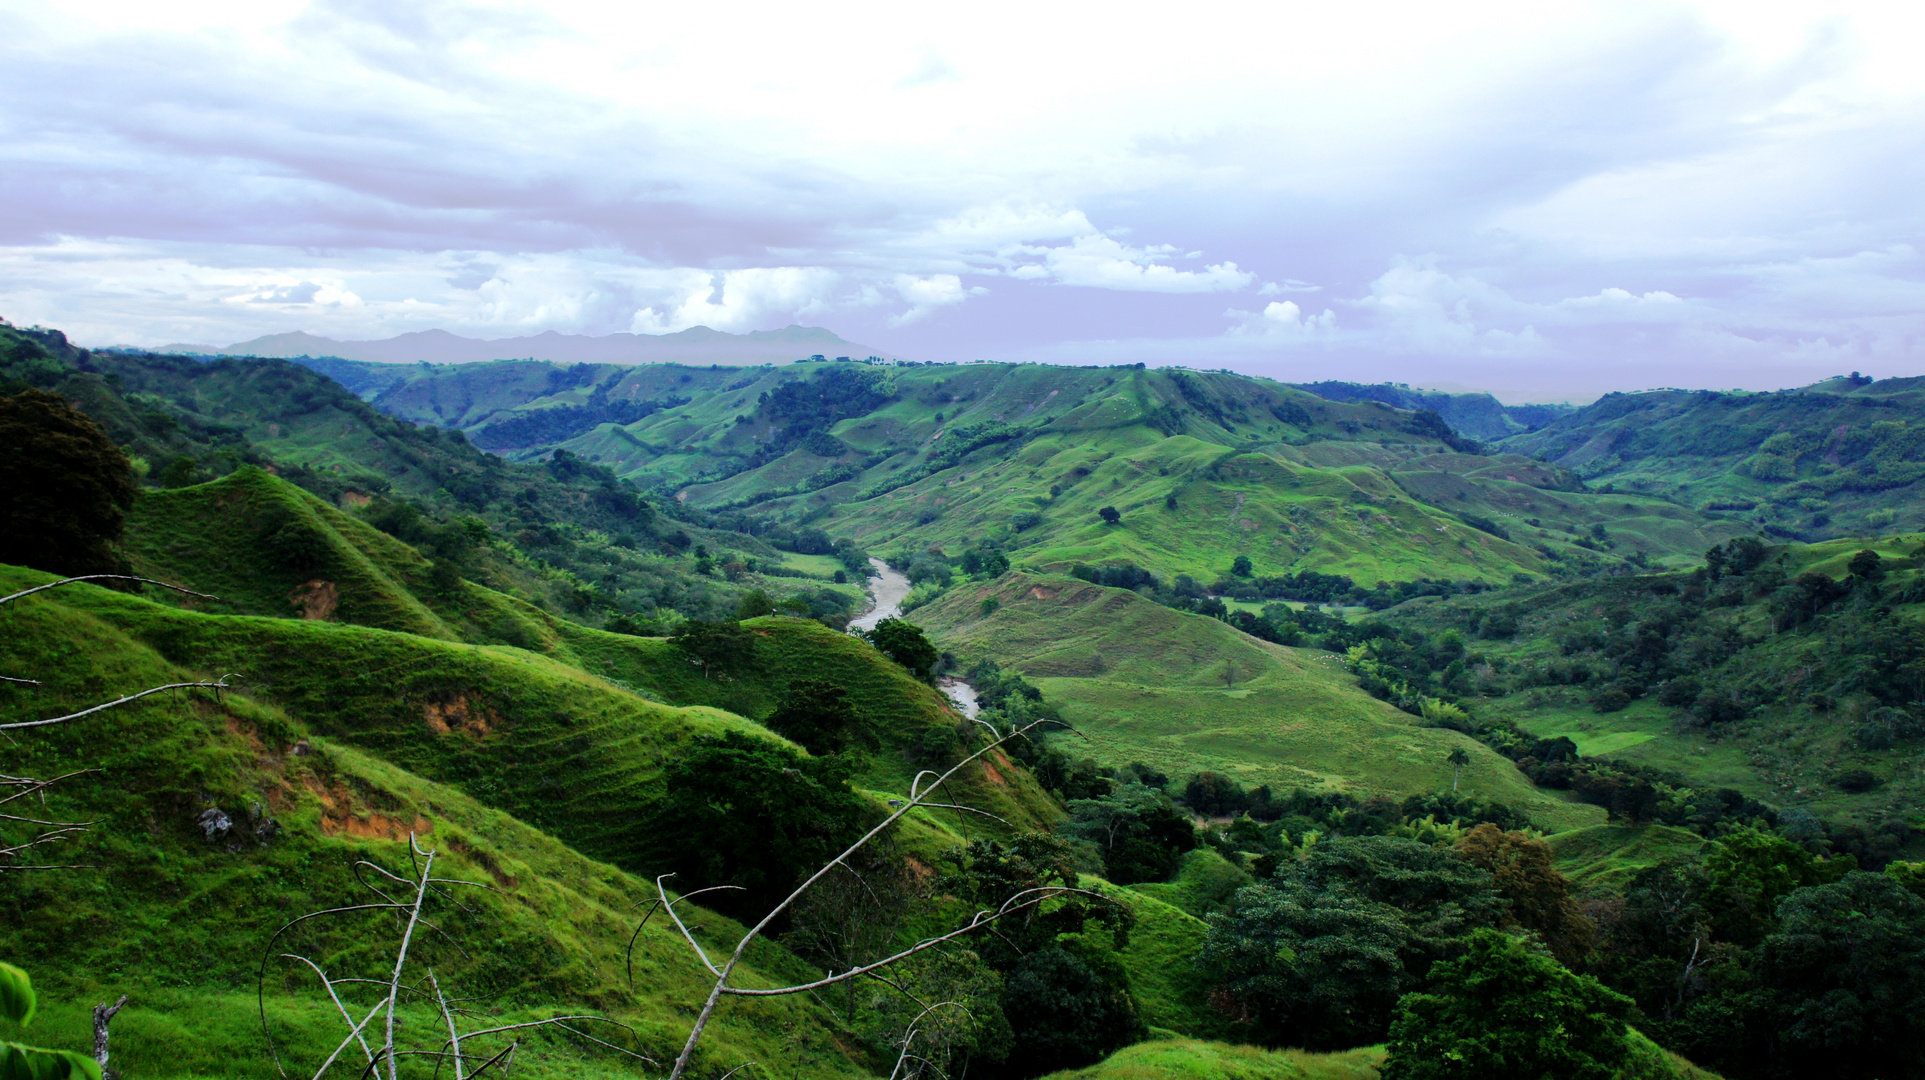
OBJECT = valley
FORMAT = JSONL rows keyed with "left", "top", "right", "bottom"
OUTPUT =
{"left": 3, "top": 316, "right": 1922, "bottom": 1080}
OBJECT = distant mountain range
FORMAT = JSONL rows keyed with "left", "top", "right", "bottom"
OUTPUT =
{"left": 155, "top": 324, "right": 879, "bottom": 367}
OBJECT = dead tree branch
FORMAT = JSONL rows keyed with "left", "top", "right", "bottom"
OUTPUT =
{"left": 262, "top": 833, "right": 647, "bottom": 1079}
{"left": 653, "top": 713, "right": 1092, "bottom": 1080}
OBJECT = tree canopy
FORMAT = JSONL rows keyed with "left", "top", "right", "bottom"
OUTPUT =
{"left": 0, "top": 388, "right": 137, "bottom": 577}
{"left": 1381, "top": 930, "right": 1636, "bottom": 1080}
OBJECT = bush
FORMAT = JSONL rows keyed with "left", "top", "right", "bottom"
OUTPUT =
{"left": 1381, "top": 931, "right": 1636, "bottom": 1080}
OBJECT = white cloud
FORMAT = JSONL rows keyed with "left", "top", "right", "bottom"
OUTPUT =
{"left": 632, "top": 267, "right": 841, "bottom": 333}
{"left": 1019, "top": 234, "right": 1253, "bottom": 293}
{"left": 1228, "top": 300, "right": 1336, "bottom": 338}
{"left": 1258, "top": 280, "right": 1321, "bottom": 296}
{"left": 889, "top": 273, "right": 978, "bottom": 325}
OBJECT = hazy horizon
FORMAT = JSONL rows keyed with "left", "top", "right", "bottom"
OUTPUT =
{"left": 4, "top": 2, "right": 1922, "bottom": 401}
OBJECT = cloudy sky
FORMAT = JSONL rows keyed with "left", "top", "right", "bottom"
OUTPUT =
{"left": 3, "top": 1, "right": 1922, "bottom": 400}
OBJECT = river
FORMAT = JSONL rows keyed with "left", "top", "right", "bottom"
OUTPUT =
{"left": 850, "top": 557, "right": 980, "bottom": 718}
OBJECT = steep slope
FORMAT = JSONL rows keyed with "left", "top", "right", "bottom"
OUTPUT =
{"left": 1499, "top": 378, "right": 1925, "bottom": 539}
{"left": 0, "top": 569, "right": 886, "bottom": 1079}
{"left": 6, "top": 323, "right": 841, "bottom": 625}
{"left": 912, "top": 573, "right": 1602, "bottom": 832}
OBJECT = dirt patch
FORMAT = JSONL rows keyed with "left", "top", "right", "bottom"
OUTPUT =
{"left": 303, "top": 776, "right": 434, "bottom": 842}
{"left": 423, "top": 695, "right": 505, "bottom": 738}
{"left": 288, "top": 579, "right": 339, "bottom": 621}
{"left": 1028, "top": 585, "right": 1058, "bottom": 600}
{"left": 340, "top": 490, "right": 372, "bottom": 508}
{"left": 980, "top": 750, "right": 1012, "bottom": 787}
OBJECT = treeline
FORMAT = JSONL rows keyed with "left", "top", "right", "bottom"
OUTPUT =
{"left": 1066, "top": 560, "right": 1491, "bottom": 649}
{"left": 470, "top": 382, "right": 688, "bottom": 449}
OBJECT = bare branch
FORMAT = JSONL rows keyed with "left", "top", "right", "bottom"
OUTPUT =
{"left": 429, "top": 969, "right": 464, "bottom": 1080}
{"left": 0, "top": 674, "right": 242, "bottom": 731}
{"left": 663, "top": 714, "right": 1080, "bottom": 1080}
{"left": 382, "top": 835, "right": 439, "bottom": 1080}
{"left": 280, "top": 955, "right": 375, "bottom": 1067}
{"left": 0, "top": 574, "right": 217, "bottom": 608}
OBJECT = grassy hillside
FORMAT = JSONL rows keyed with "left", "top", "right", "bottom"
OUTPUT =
{"left": 1499, "top": 377, "right": 1925, "bottom": 540}
{"left": 1371, "top": 535, "right": 1925, "bottom": 856}
{"left": 6, "top": 324, "right": 819, "bottom": 626}
{"left": 913, "top": 573, "right": 1603, "bottom": 832}
{"left": 0, "top": 569, "right": 884, "bottom": 1079}
{"left": 287, "top": 352, "right": 1740, "bottom": 584}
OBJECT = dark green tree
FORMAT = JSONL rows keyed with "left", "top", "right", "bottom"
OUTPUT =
{"left": 1231, "top": 555, "right": 1253, "bottom": 578}
{"left": 646, "top": 731, "right": 871, "bottom": 918}
{"left": 1199, "top": 835, "right": 1504, "bottom": 1049}
{"left": 765, "top": 678, "right": 875, "bottom": 756}
{"left": 1000, "top": 947, "right": 1144, "bottom": 1075}
{"left": 0, "top": 388, "right": 137, "bottom": 577}
{"left": 868, "top": 617, "right": 940, "bottom": 682}
{"left": 670, "top": 619, "right": 755, "bottom": 679}
{"left": 1097, "top": 506, "right": 1121, "bottom": 526}
{"left": 1380, "top": 930, "right": 1636, "bottom": 1080}
{"left": 1758, "top": 872, "right": 1925, "bottom": 1079}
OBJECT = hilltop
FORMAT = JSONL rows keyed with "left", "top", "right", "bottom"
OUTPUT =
{"left": 1500, "top": 377, "right": 1925, "bottom": 539}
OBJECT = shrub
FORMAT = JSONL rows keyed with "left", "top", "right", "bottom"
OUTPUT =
{"left": 1380, "top": 930, "right": 1636, "bottom": 1080}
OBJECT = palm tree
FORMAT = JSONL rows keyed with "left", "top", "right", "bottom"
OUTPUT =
{"left": 1447, "top": 747, "right": 1472, "bottom": 794}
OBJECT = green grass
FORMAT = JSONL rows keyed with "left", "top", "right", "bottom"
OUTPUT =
{"left": 1131, "top": 849, "right": 1253, "bottom": 921}
{"left": 1032, "top": 1029, "right": 1718, "bottom": 1080}
{"left": 1547, "top": 824, "right": 1708, "bottom": 893}
{"left": 0, "top": 570, "right": 887, "bottom": 1079}
{"left": 913, "top": 574, "right": 1603, "bottom": 832}
{"left": 1037, "top": 1038, "right": 1385, "bottom": 1080}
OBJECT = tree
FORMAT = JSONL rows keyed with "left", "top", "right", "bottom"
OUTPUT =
{"left": 1446, "top": 747, "right": 1471, "bottom": 794}
{"left": 670, "top": 618, "right": 754, "bottom": 679}
{"left": 1097, "top": 506, "right": 1121, "bottom": 526}
{"left": 645, "top": 731, "right": 871, "bottom": 919}
{"left": 1454, "top": 824, "right": 1595, "bottom": 966}
{"left": 1198, "top": 836, "right": 1505, "bottom": 1049}
{"left": 1380, "top": 930, "right": 1637, "bottom": 1080}
{"left": 765, "top": 678, "right": 875, "bottom": 756}
{"left": 868, "top": 617, "right": 940, "bottom": 682}
{"left": 1231, "top": 555, "right": 1253, "bottom": 578}
{"left": 1061, "top": 785, "right": 1196, "bottom": 885}
{"left": 0, "top": 389, "right": 138, "bottom": 578}
{"left": 1758, "top": 872, "right": 1925, "bottom": 1079}
{"left": 1001, "top": 947, "right": 1143, "bottom": 1075}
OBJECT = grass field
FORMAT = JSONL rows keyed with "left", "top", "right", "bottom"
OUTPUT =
{"left": 914, "top": 574, "right": 1604, "bottom": 832}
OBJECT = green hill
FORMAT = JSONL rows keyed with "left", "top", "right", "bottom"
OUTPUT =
{"left": 1498, "top": 377, "right": 1925, "bottom": 540}
{"left": 912, "top": 573, "right": 1602, "bottom": 832}
{"left": 328, "top": 355, "right": 1740, "bottom": 583}
{"left": 0, "top": 567, "right": 889, "bottom": 1079}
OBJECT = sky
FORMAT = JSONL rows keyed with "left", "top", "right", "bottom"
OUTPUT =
{"left": 2, "top": 2, "right": 1922, "bottom": 401}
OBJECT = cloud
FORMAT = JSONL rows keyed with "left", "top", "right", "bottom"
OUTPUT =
{"left": 1259, "top": 280, "right": 1321, "bottom": 295}
{"left": 1018, "top": 234, "right": 1253, "bottom": 293}
{"left": 0, "top": 3, "right": 1921, "bottom": 396}
{"left": 889, "top": 273, "right": 980, "bottom": 325}
{"left": 632, "top": 267, "right": 841, "bottom": 333}
{"left": 1228, "top": 300, "right": 1336, "bottom": 338}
